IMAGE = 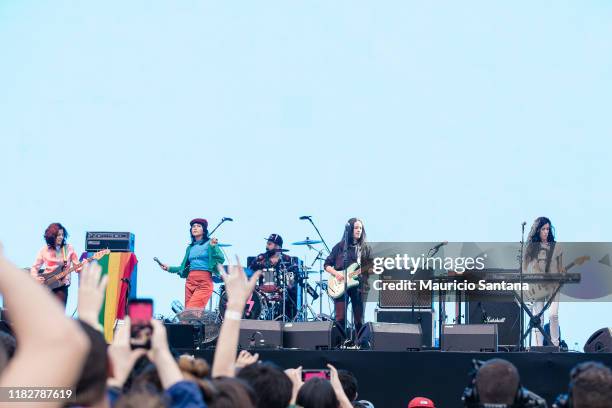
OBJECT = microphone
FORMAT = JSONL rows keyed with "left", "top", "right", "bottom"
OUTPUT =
{"left": 432, "top": 241, "right": 448, "bottom": 251}
{"left": 222, "top": 217, "right": 234, "bottom": 222}
{"left": 522, "top": 221, "right": 526, "bottom": 227}
{"left": 299, "top": 215, "right": 312, "bottom": 220}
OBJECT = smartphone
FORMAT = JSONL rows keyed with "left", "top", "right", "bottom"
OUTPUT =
{"left": 128, "top": 298, "right": 153, "bottom": 349}
{"left": 302, "top": 369, "right": 330, "bottom": 381}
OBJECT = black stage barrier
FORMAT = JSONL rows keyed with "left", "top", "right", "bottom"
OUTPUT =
{"left": 194, "top": 350, "right": 612, "bottom": 407}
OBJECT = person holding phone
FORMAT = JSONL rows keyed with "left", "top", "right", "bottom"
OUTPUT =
{"left": 158, "top": 218, "right": 225, "bottom": 309}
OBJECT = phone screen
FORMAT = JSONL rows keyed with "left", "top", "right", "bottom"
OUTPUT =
{"left": 128, "top": 298, "right": 153, "bottom": 349}
{"left": 128, "top": 300, "right": 153, "bottom": 325}
{"left": 302, "top": 369, "right": 330, "bottom": 381}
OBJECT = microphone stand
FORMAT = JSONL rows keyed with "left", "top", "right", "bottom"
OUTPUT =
{"left": 342, "top": 225, "right": 350, "bottom": 346}
{"left": 303, "top": 217, "right": 331, "bottom": 255}
{"left": 309, "top": 246, "right": 326, "bottom": 318}
{"left": 519, "top": 222, "right": 526, "bottom": 350}
{"left": 428, "top": 245, "right": 444, "bottom": 348}
{"left": 209, "top": 218, "right": 232, "bottom": 236}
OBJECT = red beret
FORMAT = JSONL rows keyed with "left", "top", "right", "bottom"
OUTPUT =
{"left": 189, "top": 218, "right": 208, "bottom": 229}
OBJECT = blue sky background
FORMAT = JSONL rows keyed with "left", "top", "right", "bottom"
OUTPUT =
{"left": 1, "top": 1, "right": 611, "bottom": 349}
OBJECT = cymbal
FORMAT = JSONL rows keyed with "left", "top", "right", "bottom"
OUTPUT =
{"left": 218, "top": 243, "right": 232, "bottom": 247}
{"left": 292, "top": 239, "right": 323, "bottom": 246}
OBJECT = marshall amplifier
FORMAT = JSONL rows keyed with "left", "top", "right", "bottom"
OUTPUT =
{"left": 467, "top": 294, "right": 520, "bottom": 349}
{"left": 378, "top": 268, "right": 433, "bottom": 309}
{"left": 86, "top": 232, "right": 135, "bottom": 252}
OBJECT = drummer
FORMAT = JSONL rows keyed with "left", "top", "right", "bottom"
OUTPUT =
{"left": 249, "top": 234, "right": 298, "bottom": 319}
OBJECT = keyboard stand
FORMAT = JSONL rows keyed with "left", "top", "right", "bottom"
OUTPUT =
{"left": 514, "top": 282, "right": 563, "bottom": 348}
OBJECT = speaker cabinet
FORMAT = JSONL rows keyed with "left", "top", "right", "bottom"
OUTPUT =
{"left": 584, "top": 328, "right": 612, "bottom": 353}
{"left": 376, "top": 309, "right": 434, "bottom": 347}
{"left": 283, "top": 321, "right": 343, "bottom": 350}
{"left": 467, "top": 299, "right": 520, "bottom": 347}
{"left": 165, "top": 323, "right": 199, "bottom": 354}
{"left": 239, "top": 320, "right": 282, "bottom": 349}
{"left": 358, "top": 322, "right": 423, "bottom": 351}
{"left": 442, "top": 324, "right": 498, "bottom": 352}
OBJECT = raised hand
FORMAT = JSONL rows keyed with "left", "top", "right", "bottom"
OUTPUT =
{"left": 107, "top": 317, "right": 147, "bottom": 388}
{"left": 235, "top": 350, "right": 260, "bottom": 369}
{"left": 217, "top": 256, "right": 262, "bottom": 310}
{"left": 328, "top": 364, "right": 353, "bottom": 408}
{"left": 77, "top": 261, "right": 108, "bottom": 332}
{"left": 284, "top": 366, "right": 303, "bottom": 405}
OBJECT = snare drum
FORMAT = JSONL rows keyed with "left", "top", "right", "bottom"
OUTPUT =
{"left": 218, "top": 287, "right": 268, "bottom": 320}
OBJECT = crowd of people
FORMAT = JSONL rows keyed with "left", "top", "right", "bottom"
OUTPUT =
{"left": 0, "top": 242, "right": 611, "bottom": 408}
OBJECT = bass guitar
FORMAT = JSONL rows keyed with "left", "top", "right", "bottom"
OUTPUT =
{"left": 40, "top": 249, "right": 110, "bottom": 289}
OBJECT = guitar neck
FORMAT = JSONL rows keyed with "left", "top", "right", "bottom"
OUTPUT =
{"left": 49, "top": 258, "right": 89, "bottom": 281}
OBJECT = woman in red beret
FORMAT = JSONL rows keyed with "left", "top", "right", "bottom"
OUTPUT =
{"left": 159, "top": 218, "right": 225, "bottom": 309}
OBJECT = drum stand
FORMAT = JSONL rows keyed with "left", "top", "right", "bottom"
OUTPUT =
{"left": 297, "top": 266, "right": 322, "bottom": 321}
{"left": 276, "top": 257, "right": 299, "bottom": 323}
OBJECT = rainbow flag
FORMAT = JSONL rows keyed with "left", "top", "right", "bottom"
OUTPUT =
{"left": 81, "top": 252, "right": 138, "bottom": 342}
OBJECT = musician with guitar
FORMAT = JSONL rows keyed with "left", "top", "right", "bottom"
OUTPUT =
{"left": 30, "top": 223, "right": 85, "bottom": 308}
{"left": 524, "top": 216, "right": 564, "bottom": 347}
{"left": 325, "top": 218, "right": 371, "bottom": 337}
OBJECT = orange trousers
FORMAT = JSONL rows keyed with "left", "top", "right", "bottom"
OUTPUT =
{"left": 185, "top": 270, "right": 213, "bottom": 309}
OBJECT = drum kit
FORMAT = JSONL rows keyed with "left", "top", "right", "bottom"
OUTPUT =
{"left": 216, "top": 238, "right": 330, "bottom": 322}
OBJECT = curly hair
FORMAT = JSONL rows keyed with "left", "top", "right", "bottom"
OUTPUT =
{"left": 44, "top": 223, "right": 68, "bottom": 248}
{"left": 525, "top": 217, "right": 555, "bottom": 263}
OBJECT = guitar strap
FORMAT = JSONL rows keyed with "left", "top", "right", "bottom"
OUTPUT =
{"left": 544, "top": 242, "right": 556, "bottom": 273}
{"left": 56, "top": 246, "right": 68, "bottom": 271}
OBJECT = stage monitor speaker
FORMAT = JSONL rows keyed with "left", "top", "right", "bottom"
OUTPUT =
{"left": 584, "top": 327, "right": 612, "bottom": 353}
{"left": 358, "top": 322, "right": 422, "bottom": 351}
{"left": 283, "top": 321, "right": 343, "bottom": 350}
{"left": 165, "top": 323, "right": 199, "bottom": 354}
{"left": 239, "top": 320, "right": 282, "bottom": 349}
{"left": 467, "top": 299, "right": 520, "bottom": 348}
{"left": 442, "top": 324, "right": 498, "bottom": 352}
{"left": 376, "top": 309, "right": 433, "bottom": 347}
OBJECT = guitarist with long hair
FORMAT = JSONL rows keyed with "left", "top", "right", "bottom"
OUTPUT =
{"left": 524, "top": 216, "right": 564, "bottom": 347}
{"left": 324, "top": 217, "right": 371, "bottom": 337}
{"left": 31, "top": 222, "right": 86, "bottom": 308}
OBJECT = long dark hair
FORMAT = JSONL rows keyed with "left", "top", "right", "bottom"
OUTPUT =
{"left": 525, "top": 216, "right": 555, "bottom": 263}
{"left": 190, "top": 225, "right": 209, "bottom": 246}
{"left": 296, "top": 377, "right": 339, "bottom": 408}
{"left": 209, "top": 377, "right": 256, "bottom": 408}
{"left": 44, "top": 223, "right": 68, "bottom": 248}
{"left": 343, "top": 217, "right": 367, "bottom": 248}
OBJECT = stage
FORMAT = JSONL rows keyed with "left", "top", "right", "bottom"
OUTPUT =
{"left": 195, "top": 349, "right": 612, "bottom": 407}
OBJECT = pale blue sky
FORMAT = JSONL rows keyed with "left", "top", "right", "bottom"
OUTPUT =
{"left": 1, "top": 1, "right": 611, "bottom": 348}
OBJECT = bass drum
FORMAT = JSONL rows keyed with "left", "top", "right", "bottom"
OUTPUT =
{"left": 218, "top": 287, "right": 269, "bottom": 320}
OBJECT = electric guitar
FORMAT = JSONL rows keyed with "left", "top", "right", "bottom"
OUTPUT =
{"left": 40, "top": 249, "right": 110, "bottom": 289}
{"left": 327, "top": 263, "right": 362, "bottom": 299}
{"left": 526, "top": 255, "right": 589, "bottom": 300}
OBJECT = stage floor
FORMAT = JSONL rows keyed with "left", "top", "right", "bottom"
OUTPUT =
{"left": 195, "top": 349, "right": 612, "bottom": 407}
